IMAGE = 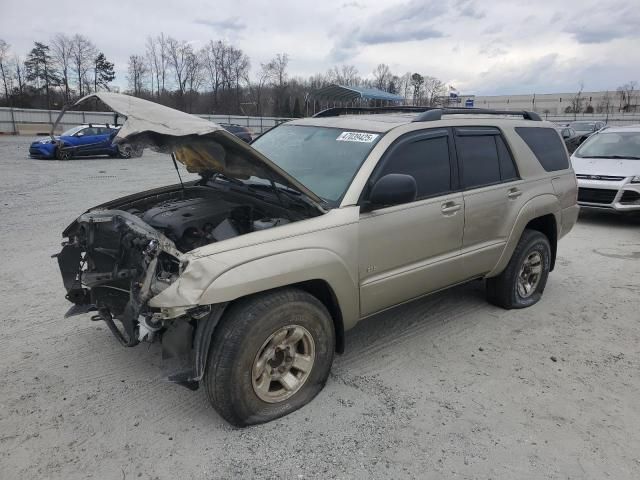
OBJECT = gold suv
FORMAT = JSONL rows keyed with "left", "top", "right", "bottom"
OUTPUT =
{"left": 56, "top": 94, "right": 579, "bottom": 426}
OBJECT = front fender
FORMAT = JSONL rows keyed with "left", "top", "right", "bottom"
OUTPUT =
{"left": 149, "top": 248, "right": 360, "bottom": 330}
{"left": 199, "top": 248, "right": 359, "bottom": 330}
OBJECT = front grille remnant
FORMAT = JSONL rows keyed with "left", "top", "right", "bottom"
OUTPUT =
{"left": 577, "top": 188, "right": 617, "bottom": 204}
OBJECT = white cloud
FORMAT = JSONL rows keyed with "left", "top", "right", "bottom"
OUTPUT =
{"left": 0, "top": 0, "right": 638, "bottom": 95}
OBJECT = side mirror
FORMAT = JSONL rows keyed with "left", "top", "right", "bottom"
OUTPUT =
{"left": 367, "top": 173, "right": 417, "bottom": 209}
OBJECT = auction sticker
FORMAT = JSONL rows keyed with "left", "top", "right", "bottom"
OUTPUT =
{"left": 336, "top": 131, "right": 379, "bottom": 143}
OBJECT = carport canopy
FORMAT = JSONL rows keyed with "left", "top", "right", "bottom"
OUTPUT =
{"left": 311, "top": 84, "right": 404, "bottom": 103}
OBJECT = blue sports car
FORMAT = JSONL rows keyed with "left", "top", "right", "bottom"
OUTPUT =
{"left": 29, "top": 124, "right": 141, "bottom": 160}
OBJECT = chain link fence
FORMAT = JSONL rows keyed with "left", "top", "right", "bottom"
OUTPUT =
{"left": 0, "top": 107, "right": 294, "bottom": 136}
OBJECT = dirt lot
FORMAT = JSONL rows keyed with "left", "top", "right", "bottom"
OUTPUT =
{"left": 1, "top": 135, "right": 639, "bottom": 480}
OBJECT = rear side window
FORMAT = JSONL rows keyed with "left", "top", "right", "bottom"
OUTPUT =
{"left": 379, "top": 135, "right": 451, "bottom": 199}
{"left": 455, "top": 128, "right": 519, "bottom": 188}
{"left": 516, "top": 127, "right": 569, "bottom": 171}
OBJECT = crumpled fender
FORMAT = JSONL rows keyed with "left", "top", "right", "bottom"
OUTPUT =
{"left": 148, "top": 248, "right": 360, "bottom": 330}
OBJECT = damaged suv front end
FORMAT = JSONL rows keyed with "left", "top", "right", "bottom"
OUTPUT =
{"left": 54, "top": 93, "right": 325, "bottom": 388}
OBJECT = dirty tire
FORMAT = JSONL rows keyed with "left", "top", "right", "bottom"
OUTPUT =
{"left": 486, "top": 229, "right": 551, "bottom": 309}
{"left": 204, "top": 288, "right": 335, "bottom": 427}
{"left": 56, "top": 147, "right": 71, "bottom": 160}
{"left": 118, "top": 144, "right": 133, "bottom": 158}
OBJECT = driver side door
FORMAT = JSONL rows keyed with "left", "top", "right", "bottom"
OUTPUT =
{"left": 358, "top": 128, "right": 465, "bottom": 317}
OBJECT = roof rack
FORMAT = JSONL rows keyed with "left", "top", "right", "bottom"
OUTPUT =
{"left": 413, "top": 108, "right": 542, "bottom": 122}
{"left": 313, "top": 106, "right": 437, "bottom": 118}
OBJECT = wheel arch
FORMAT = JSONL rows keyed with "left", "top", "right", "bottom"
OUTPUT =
{"left": 488, "top": 194, "right": 560, "bottom": 277}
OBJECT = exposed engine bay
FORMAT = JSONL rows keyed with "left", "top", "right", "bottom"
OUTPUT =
{"left": 53, "top": 92, "right": 326, "bottom": 388}
{"left": 57, "top": 182, "right": 314, "bottom": 350}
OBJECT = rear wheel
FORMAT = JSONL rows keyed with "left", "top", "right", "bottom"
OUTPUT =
{"left": 486, "top": 229, "right": 551, "bottom": 309}
{"left": 204, "top": 288, "right": 335, "bottom": 427}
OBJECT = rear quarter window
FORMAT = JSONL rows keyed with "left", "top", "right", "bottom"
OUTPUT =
{"left": 515, "top": 127, "right": 569, "bottom": 172}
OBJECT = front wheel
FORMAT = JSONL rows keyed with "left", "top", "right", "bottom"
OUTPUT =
{"left": 117, "top": 144, "right": 133, "bottom": 158}
{"left": 486, "top": 229, "right": 551, "bottom": 309}
{"left": 56, "top": 147, "right": 71, "bottom": 160}
{"left": 204, "top": 288, "right": 335, "bottom": 427}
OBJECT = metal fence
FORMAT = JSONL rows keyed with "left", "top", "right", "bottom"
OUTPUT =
{"left": 2, "top": 106, "right": 639, "bottom": 135}
{"left": 0, "top": 107, "right": 294, "bottom": 135}
{"left": 542, "top": 113, "right": 640, "bottom": 126}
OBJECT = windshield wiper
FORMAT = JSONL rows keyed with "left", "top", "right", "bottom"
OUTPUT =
{"left": 211, "top": 173, "right": 245, "bottom": 186}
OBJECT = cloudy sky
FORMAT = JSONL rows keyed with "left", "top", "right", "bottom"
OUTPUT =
{"left": 2, "top": 0, "right": 638, "bottom": 95}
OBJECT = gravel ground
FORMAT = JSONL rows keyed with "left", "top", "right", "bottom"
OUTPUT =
{"left": 1, "top": 135, "right": 639, "bottom": 480}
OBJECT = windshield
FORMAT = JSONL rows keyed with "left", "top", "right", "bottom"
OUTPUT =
{"left": 574, "top": 131, "right": 640, "bottom": 159}
{"left": 61, "top": 126, "right": 85, "bottom": 136}
{"left": 251, "top": 124, "right": 381, "bottom": 203}
{"left": 569, "top": 122, "right": 596, "bottom": 133}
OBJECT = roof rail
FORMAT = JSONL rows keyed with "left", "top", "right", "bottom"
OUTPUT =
{"left": 413, "top": 108, "right": 542, "bottom": 122}
{"left": 313, "top": 106, "right": 438, "bottom": 118}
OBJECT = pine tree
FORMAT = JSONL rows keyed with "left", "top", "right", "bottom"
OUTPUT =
{"left": 25, "top": 42, "right": 59, "bottom": 108}
{"left": 292, "top": 97, "right": 302, "bottom": 117}
{"left": 93, "top": 52, "right": 115, "bottom": 92}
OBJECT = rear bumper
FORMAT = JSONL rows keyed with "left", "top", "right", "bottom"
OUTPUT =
{"left": 559, "top": 204, "right": 580, "bottom": 238}
{"left": 576, "top": 178, "right": 640, "bottom": 211}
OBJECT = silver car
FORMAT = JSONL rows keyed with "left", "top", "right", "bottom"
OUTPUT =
{"left": 572, "top": 125, "right": 640, "bottom": 212}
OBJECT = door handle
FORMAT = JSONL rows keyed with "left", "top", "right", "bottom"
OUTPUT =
{"left": 441, "top": 201, "right": 461, "bottom": 215}
{"left": 507, "top": 188, "right": 522, "bottom": 199}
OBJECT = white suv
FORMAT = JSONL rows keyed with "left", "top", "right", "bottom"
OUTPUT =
{"left": 572, "top": 125, "right": 640, "bottom": 212}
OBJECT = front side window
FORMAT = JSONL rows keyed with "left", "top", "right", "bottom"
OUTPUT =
{"left": 456, "top": 134, "right": 501, "bottom": 188}
{"left": 377, "top": 134, "right": 451, "bottom": 199}
{"left": 251, "top": 125, "right": 380, "bottom": 203}
{"left": 61, "top": 126, "right": 85, "bottom": 137}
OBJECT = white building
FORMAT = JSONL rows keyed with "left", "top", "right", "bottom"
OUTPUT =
{"left": 456, "top": 91, "right": 636, "bottom": 115}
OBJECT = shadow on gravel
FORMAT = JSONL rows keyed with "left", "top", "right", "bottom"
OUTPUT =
{"left": 578, "top": 208, "right": 640, "bottom": 228}
{"left": 342, "top": 279, "right": 488, "bottom": 360}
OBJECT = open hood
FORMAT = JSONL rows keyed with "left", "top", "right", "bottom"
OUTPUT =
{"left": 56, "top": 93, "right": 324, "bottom": 206}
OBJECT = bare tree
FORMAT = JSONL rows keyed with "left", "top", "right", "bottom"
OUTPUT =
{"left": 0, "top": 39, "right": 11, "bottom": 104}
{"left": 596, "top": 91, "right": 613, "bottom": 121}
{"left": 373, "top": 63, "right": 392, "bottom": 91}
{"left": 13, "top": 56, "right": 25, "bottom": 102}
{"left": 248, "top": 64, "right": 271, "bottom": 115}
{"left": 127, "top": 55, "right": 147, "bottom": 96}
{"left": 264, "top": 53, "right": 289, "bottom": 116}
{"left": 397, "top": 72, "right": 413, "bottom": 103}
{"left": 51, "top": 33, "right": 73, "bottom": 102}
{"left": 326, "top": 64, "right": 359, "bottom": 86}
{"left": 166, "top": 37, "right": 193, "bottom": 105}
{"left": 201, "top": 40, "right": 225, "bottom": 108}
{"left": 423, "top": 76, "right": 446, "bottom": 106}
{"left": 616, "top": 81, "right": 638, "bottom": 112}
{"left": 146, "top": 34, "right": 169, "bottom": 97}
{"left": 569, "top": 82, "right": 585, "bottom": 119}
{"left": 70, "top": 34, "right": 97, "bottom": 97}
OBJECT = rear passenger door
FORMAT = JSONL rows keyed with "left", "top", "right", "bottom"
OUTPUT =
{"left": 454, "top": 127, "right": 525, "bottom": 274}
{"left": 358, "top": 128, "right": 465, "bottom": 316}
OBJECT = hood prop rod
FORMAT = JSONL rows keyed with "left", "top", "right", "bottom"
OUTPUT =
{"left": 171, "top": 153, "right": 186, "bottom": 197}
